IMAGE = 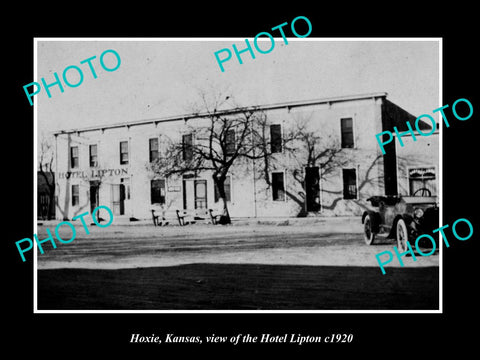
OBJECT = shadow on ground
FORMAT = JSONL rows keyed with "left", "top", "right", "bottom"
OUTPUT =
{"left": 38, "top": 263, "right": 439, "bottom": 310}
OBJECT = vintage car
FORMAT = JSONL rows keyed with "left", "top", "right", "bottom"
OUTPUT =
{"left": 361, "top": 188, "right": 439, "bottom": 252}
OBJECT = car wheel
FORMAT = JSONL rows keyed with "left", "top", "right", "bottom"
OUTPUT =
{"left": 396, "top": 218, "right": 409, "bottom": 252}
{"left": 363, "top": 214, "right": 376, "bottom": 245}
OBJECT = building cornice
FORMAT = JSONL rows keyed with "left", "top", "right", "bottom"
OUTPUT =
{"left": 52, "top": 92, "right": 388, "bottom": 136}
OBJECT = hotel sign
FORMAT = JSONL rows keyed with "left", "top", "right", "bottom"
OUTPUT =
{"left": 58, "top": 168, "right": 128, "bottom": 179}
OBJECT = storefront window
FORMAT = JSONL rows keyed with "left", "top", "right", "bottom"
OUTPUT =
{"left": 272, "top": 172, "right": 285, "bottom": 201}
{"left": 151, "top": 179, "right": 166, "bottom": 205}
{"left": 409, "top": 167, "right": 436, "bottom": 196}
{"left": 342, "top": 168, "right": 357, "bottom": 199}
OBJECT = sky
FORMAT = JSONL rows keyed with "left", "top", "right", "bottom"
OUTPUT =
{"left": 36, "top": 39, "right": 440, "bottom": 134}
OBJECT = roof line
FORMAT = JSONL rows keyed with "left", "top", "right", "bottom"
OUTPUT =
{"left": 52, "top": 91, "right": 388, "bottom": 135}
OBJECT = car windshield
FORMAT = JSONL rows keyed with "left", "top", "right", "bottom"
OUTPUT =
{"left": 402, "top": 196, "right": 437, "bottom": 204}
{"left": 367, "top": 196, "right": 400, "bottom": 206}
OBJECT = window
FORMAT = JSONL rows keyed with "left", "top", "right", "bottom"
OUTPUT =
{"left": 272, "top": 172, "right": 285, "bottom": 201}
{"left": 343, "top": 168, "right": 357, "bottom": 199}
{"left": 270, "top": 124, "right": 282, "bottom": 153}
{"left": 70, "top": 146, "right": 79, "bottom": 168}
{"left": 409, "top": 167, "right": 436, "bottom": 196}
{"left": 182, "top": 134, "right": 193, "bottom": 161}
{"left": 120, "top": 141, "right": 128, "bottom": 165}
{"left": 225, "top": 129, "right": 236, "bottom": 155}
{"left": 72, "top": 184, "right": 79, "bottom": 206}
{"left": 214, "top": 175, "right": 231, "bottom": 202}
{"left": 150, "top": 179, "right": 166, "bottom": 205}
{"left": 341, "top": 118, "right": 354, "bottom": 148}
{"left": 89, "top": 144, "right": 98, "bottom": 167}
{"left": 149, "top": 138, "right": 159, "bottom": 162}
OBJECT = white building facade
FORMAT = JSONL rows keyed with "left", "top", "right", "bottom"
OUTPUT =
{"left": 52, "top": 92, "right": 439, "bottom": 221}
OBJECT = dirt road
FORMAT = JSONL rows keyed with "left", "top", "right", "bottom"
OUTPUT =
{"left": 36, "top": 220, "right": 439, "bottom": 270}
{"left": 36, "top": 219, "right": 440, "bottom": 310}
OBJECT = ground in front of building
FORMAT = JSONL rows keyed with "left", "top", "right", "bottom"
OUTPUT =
{"left": 36, "top": 216, "right": 440, "bottom": 310}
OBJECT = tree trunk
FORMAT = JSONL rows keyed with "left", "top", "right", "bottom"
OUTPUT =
{"left": 213, "top": 175, "right": 231, "bottom": 224}
{"left": 39, "top": 167, "right": 56, "bottom": 220}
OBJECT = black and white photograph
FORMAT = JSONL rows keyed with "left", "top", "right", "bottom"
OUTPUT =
{"left": 6, "top": 6, "right": 479, "bottom": 356}
{"left": 34, "top": 39, "right": 440, "bottom": 311}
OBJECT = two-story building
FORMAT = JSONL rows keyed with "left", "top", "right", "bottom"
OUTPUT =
{"left": 51, "top": 92, "right": 439, "bottom": 221}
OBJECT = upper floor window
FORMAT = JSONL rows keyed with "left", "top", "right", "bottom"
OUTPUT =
{"left": 182, "top": 133, "right": 193, "bottom": 161}
{"left": 225, "top": 129, "right": 236, "bottom": 156}
{"left": 270, "top": 124, "right": 282, "bottom": 153}
{"left": 120, "top": 141, "right": 129, "bottom": 165}
{"left": 341, "top": 118, "right": 354, "bottom": 148}
{"left": 89, "top": 144, "right": 98, "bottom": 167}
{"left": 149, "top": 138, "right": 159, "bottom": 162}
{"left": 70, "top": 146, "right": 79, "bottom": 168}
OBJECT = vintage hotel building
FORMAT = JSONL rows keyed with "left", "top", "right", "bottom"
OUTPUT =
{"left": 51, "top": 92, "right": 439, "bottom": 221}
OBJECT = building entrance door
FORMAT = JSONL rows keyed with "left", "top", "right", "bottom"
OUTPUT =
{"left": 112, "top": 184, "right": 125, "bottom": 215}
{"left": 194, "top": 180, "right": 207, "bottom": 209}
{"left": 305, "top": 167, "right": 321, "bottom": 212}
{"left": 182, "top": 174, "right": 208, "bottom": 210}
{"left": 90, "top": 181, "right": 100, "bottom": 213}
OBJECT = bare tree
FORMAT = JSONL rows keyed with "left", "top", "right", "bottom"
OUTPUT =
{"left": 251, "top": 111, "right": 299, "bottom": 187}
{"left": 259, "top": 114, "right": 349, "bottom": 216}
{"left": 149, "top": 91, "right": 279, "bottom": 224}
{"left": 38, "top": 133, "right": 56, "bottom": 219}
{"left": 149, "top": 90, "right": 357, "bottom": 221}
{"left": 292, "top": 117, "right": 346, "bottom": 175}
